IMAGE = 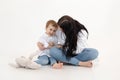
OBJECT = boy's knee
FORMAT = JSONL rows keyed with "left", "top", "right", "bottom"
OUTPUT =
{"left": 41, "top": 59, "right": 49, "bottom": 65}
{"left": 36, "top": 55, "right": 49, "bottom": 65}
{"left": 35, "top": 58, "right": 49, "bottom": 65}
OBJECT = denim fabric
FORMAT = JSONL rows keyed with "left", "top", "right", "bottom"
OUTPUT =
{"left": 49, "top": 47, "right": 98, "bottom": 66}
{"left": 34, "top": 55, "right": 57, "bottom": 65}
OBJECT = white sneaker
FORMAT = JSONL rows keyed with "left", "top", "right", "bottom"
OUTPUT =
{"left": 26, "top": 61, "right": 41, "bottom": 69}
{"left": 15, "top": 56, "right": 29, "bottom": 68}
{"left": 15, "top": 56, "right": 41, "bottom": 69}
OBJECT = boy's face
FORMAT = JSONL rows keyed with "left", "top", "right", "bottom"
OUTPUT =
{"left": 46, "top": 24, "right": 57, "bottom": 36}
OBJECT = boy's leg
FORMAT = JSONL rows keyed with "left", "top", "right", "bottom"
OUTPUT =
{"left": 49, "top": 57, "right": 57, "bottom": 65}
{"left": 15, "top": 56, "right": 41, "bottom": 69}
{"left": 49, "top": 57, "right": 63, "bottom": 69}
{"left": 34, "top": 55, "right": 49, "bottom": 65}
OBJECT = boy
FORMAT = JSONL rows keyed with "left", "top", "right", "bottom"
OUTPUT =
{"left": 16, "top": 20, "right": 63, "bottom": 69}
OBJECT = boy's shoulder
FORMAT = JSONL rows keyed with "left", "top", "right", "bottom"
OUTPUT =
{"left": 38, "top": 32, "right": 46, "bottom": 39}
{"left": 39, "top": 32, "right": 47, "bottom": 37}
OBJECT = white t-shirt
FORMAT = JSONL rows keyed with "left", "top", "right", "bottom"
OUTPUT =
{"left": 37, "top": 32, "right": 58, "bottom": 57}
{"left": 76, "top": 30, "right": 88, "bottom": 54}
{"left": 56, "top": 29, "right": 88, "bottom": 54}
{"left": 56, "top": 29, "right": 65, "bottom": 45}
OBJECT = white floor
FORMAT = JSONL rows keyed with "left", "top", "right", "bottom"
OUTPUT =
{"left": 0, "top": 46, "right": 120, "bottom": 80}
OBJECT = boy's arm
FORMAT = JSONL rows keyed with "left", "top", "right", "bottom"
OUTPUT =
{"left": 29, "top": 42, "right": 46, "bottom": 60}
{"left": 37, "top": 42, "right": 46, "bottom": 50}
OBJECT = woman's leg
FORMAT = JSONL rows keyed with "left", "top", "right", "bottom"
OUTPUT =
{"left": 49, "top": 47, "right": 80, "bottom": 65}
{"left": 75, "top": 48, "right": 99, "bottom": 61}
{"left": 74, "top": 48, "right": 98, "bottom": 67}
{"left": 50, "top": 47, "right": 98, "bottom": 67}
{"left": 34, "top": 55, "right": 49, "bottom": 65}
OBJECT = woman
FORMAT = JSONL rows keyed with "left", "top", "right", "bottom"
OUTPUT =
{"left": 50, "top": 15, "right": 98, "bottom": 68}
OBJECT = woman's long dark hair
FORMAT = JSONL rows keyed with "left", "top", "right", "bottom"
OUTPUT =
{"left": 57, "top": 15, "right": 89, "bottom": 57}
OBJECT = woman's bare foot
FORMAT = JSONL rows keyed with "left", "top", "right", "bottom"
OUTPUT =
{"left": 52, "top": 63, "right": 63, "bottom": 69}
{"left": 79, "top": 61, "right": 92, "bottom": 67}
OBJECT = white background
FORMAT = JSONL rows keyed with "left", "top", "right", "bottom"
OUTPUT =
{"left": 0, "top": 0, "right": 119, "bottom": 55}
{"left": 0, "top": 0, "right": 120, "bottom": 80}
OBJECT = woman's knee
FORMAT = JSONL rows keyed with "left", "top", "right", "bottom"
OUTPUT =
{"left": 50, "top": 47, "right": 57, "bottom": 54}
{"left": 49, "top": 47, "right": 64, "bottom": 59}
{"left": 50, "top": 47, "right": 60, "bottom": 56}
{"left": 90, "top": 48, "right": 99, "bottom": 60}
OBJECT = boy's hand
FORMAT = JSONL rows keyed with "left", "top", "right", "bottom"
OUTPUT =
{"left": 47, "top": 42, "right": 55, "bottom": 49}
{"left": 57, "top": 44, "right": 62, "bottom": 48}
{"left": 37, "top": 42, "right": 46, "bottom": 50}
{"left": 48, "top": 42, "right": 55, "bottom": 46}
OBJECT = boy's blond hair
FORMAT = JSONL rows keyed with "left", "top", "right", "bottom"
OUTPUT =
{"left": 46, "top": 20, "right": 58, "bottom": 29}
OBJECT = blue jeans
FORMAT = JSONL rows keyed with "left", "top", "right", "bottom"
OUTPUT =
{"left": 49, "top": 47, "right": 98, "bottom": 66}
{"left": 34, "top": 55, "right": 57, "bottom": 65}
